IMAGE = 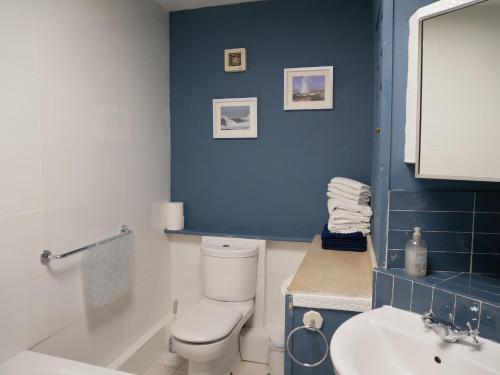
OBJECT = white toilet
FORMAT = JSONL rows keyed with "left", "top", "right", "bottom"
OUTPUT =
{"left": 171, "top": 239, "right": 259, "bottom": 375}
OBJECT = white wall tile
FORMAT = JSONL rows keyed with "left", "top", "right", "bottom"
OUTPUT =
{"left": 37, "top": 7, "right": 119, "bottom": 83}
{"left": 0, "top": 65, "right": 39, "bottom": 142}
{"left": 171, "top": 266, "right": 203, "bottom": 316}
{"left": 45, "top": 256, "right": 85, "bottom": 332}
{"left": 0, "top": 274, "right": 50, "bottom": 363}
{"left": 126, "top": 273, "right": 170, "bottom": 343}
{"left": 170, "top": 236, "right": 201, "bottom": 268}
{"left": 0, "top": 142, "right": 43, "bottom": 216}
{"left": 42, "top": 145, "right": 122, "bottom": 210}
{"left": 267, "top": 247, "right": 306, "bottom": 277}
{"left": 44, "top": 200, "right": 122, "bottom": 255}
{"left": 265, "top": 275, "right": 289, "bottom": 326}
{"left": 0, "top": 212, "right": 46, "bottom": 284}
{"left": 39, "top": 77, "right": 120, "bottom": 146}
{"left": 0, "top": 0, "right": 36, "bottom": 70}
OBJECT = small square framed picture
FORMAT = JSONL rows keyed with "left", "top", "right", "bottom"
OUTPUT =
{"left": 213, "top": 97, "right": 257, "bottom": 139}
{"left": 284, "top": 66, "right": 334, "bottom": 110}
{"left": 224, "top": 48, "right": 247, "bottom": 72}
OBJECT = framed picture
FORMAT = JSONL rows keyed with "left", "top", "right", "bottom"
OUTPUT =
{"left": 224, "top": 48, "right": 247, "bottom": 72}
{"left": 284, "top": 66, "right": 334, "bottom": 110}
{"left": 213, "top": 97, "right": 258, "bottom": 139}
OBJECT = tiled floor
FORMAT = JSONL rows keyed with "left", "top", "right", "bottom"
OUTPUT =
{"left": 143, "top": 352, "right": 270, "bottom": 375}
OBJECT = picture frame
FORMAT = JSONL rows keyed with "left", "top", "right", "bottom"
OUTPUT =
{"left": 224, "top": 48, "right": 247, "bottom": 72}
{"left": 213, "top": 97, "right": 258, "bottom": 139}
{"left": 283, "top": 66, "right": 334, "bottom": 110}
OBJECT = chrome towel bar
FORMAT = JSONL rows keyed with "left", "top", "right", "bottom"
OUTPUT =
{"left": 40, "top": 225, "right": 132, "bottom": 265}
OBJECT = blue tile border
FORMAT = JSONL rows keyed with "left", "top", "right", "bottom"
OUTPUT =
{"left": 373, "top": 268, "right": 500, "bottom": 344}
{"left": 390, "top": 191, "right": 474, "bottom": 212}
{"left": 388, "top": 211, "right": 473, "bottom": 232}
{"left": 388, "top": 190, "right": 500, "bottom": 274}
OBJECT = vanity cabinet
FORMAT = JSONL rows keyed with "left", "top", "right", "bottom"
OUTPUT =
{"left": 284, "top": 295, "right": 358, "bottom": 375}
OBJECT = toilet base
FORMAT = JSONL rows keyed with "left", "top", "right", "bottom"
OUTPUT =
{"left": 187, "top": 333, "right": 241, "bottom": 375}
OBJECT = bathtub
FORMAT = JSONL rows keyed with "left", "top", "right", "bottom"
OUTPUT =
{"left": 0, "top": 351, "right": 135, "bottom": 375}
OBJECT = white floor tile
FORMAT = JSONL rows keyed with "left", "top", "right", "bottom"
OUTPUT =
{"left": 143, "top": 356, "right": 268, "bottom": 375}
{"left": 143, "top": 363, "right": 176, "bottom": 375}
{"left": 236, "top": 361, "right": 270, "bottom": 375}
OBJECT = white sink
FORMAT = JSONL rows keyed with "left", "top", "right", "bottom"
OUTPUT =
{"left": 331, "top": 306, "right": 500, "bottom": 375}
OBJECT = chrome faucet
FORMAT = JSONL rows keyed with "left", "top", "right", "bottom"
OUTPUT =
{"left": 422, "top": 310, "right": 480, "bottom": 345}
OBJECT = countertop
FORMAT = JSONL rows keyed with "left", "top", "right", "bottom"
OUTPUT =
{"left": 287, "top": 235, "right": 376, "bottom": 312}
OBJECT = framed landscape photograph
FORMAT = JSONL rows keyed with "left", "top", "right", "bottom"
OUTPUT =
{"left": 224, "top": 48, "right": 247, "bottom": 72}
{"left": 284, "top": 66, "right": 334, "bottom": 110}
{"left": 213, "top": 97, "right": 258, "bottom": 139}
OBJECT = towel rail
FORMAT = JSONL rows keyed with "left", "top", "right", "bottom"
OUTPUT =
{"left": 40, "top": 225, "right": 132, "bottom": 265}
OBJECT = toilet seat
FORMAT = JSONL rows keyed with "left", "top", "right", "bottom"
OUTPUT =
{"left": 171, "top": 300, "right": 242, "bottom": 344}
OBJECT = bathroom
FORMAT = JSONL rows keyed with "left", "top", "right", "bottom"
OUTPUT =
{"left": 0, "top": 0, "right": 499, "bottom": 374}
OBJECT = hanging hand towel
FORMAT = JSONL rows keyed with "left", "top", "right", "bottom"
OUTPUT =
{"left": 82, "top": 232, "right": 135, "bottom": 308}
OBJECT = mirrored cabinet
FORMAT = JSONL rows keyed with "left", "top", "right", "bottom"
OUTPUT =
{"left": 405, "top": 0, "right": 500, "bottom": 182}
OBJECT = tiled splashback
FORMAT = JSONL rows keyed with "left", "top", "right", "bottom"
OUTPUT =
{"left": 373, "top": 268, "right": 500, "bottom": 344}
{"left": 387, "top": 191, "right": 500, "bottom": 274}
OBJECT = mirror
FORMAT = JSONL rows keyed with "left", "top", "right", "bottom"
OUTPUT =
{"left": 406, "top": 0, "right": 500, "bottom": 182}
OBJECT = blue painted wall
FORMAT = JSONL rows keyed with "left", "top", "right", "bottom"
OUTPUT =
{"left": 170, "top": 0, "right": 374, "bottom": 241}
{"left": 371, "top": 0, "right": 500, "bottom": 265}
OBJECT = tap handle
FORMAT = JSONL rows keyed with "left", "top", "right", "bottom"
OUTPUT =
{"left": 466, "top": 322, "right": 480, "bottom": 344}
{"left": 421, "top": 310, "right": 434, "bottom": 327}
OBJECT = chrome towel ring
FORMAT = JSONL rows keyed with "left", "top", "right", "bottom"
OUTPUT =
{"left": 286, "top": 311, "right": 329, "bottom": 368}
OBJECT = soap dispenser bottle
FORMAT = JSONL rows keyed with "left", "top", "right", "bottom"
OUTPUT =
{"left": 405, "top": 227, "right": 427, "bottom": 277}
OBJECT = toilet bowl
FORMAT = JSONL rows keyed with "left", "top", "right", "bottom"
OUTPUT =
{"left": 170, "top": 239, "right": 259, "bottom": 375}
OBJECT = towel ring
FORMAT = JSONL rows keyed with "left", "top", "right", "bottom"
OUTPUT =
{"left": 286, "top": 320, "right": 329, "bottom": 368}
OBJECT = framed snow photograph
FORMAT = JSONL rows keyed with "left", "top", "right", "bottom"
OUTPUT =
{"left": 213, "top": 97, "right": 258, "bottom": 139}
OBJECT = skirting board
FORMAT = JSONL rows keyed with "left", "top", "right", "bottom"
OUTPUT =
{"left": 108, "top": 314, "right": 173, "bottom": 371}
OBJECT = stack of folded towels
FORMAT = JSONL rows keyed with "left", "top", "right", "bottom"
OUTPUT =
{"left": 321, "top": 177, "right": 372, "bottom": 251}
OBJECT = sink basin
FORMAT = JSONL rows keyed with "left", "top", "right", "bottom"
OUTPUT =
{"left": 331, "top": 306, "right": 500, "bottom": 375}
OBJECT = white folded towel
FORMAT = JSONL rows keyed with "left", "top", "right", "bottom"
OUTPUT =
{"left": 327, "top": 188, "right": 370, "bottom": 204}
{"left": 330, "top": 218, "right": 370, "bottom": 226}
{"left": 329, "top": 177, "right": 370, "bottom": 192}
{"left": 327, "top": 223, "right": 371, "bottom": 235}
{"left": 328, "top": 183, "right": 371, "bottom": 197}
{"left": 331, "top": 209, "right": 371, "bottom": 223}
{"left": 327, "top": 198, "right": 373, "bottom": 217}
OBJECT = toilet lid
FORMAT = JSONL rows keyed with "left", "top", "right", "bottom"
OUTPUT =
{"left": 171, "top": 301, "right": 242, "bottom": 344}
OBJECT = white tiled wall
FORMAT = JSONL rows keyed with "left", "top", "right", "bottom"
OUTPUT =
{"left": 265, "top": 241, "right": 307, "bottom": 326}
{"left": 0, "top": 0, "right": 171, "bottom": 366}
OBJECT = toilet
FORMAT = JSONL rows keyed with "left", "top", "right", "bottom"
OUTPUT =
{"left": 171, "top": 239, "right": 259, "bottom": 375}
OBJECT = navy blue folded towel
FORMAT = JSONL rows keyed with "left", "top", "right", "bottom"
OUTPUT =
{"left": 321, "top": 224, "right": 367, "bottom": 252}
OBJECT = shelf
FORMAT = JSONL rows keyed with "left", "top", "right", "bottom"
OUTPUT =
{"left": 163, "top": 228, "right": 315, "bottom": 243}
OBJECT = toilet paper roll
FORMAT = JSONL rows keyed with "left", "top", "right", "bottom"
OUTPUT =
{"left": 166, "top": 216, "right": 184, "bottom": 231}
{"left": 166, "top": 202, "right": 184, "bottom": 217}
